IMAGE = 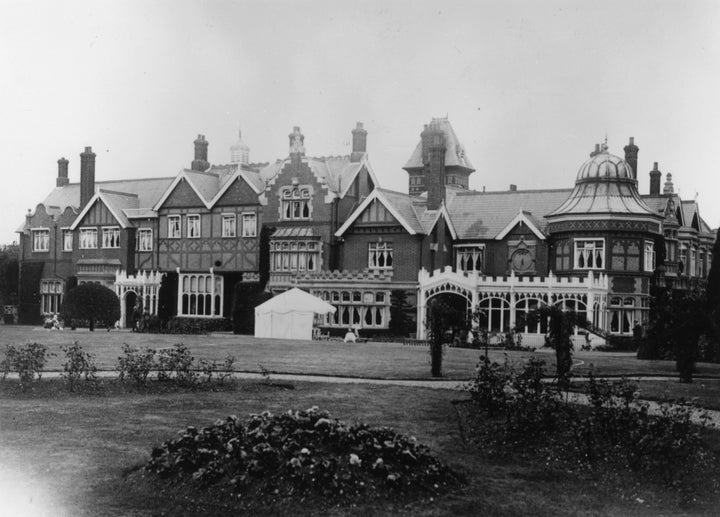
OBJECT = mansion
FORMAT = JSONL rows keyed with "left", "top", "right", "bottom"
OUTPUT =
{"left": 17, "top": 120, "right": 716, "bottom": 343}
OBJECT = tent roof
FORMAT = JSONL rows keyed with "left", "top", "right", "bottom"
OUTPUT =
{"left": 255, "top": 288, "right": 336, "bottom": 315}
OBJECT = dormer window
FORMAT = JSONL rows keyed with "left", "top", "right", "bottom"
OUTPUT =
{"left": 281, "top": 187, "right": 311, "bottom": 220}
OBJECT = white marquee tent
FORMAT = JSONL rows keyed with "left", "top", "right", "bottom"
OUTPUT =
{"left": 254, "top": 288, "right": 336, "bottom": 340}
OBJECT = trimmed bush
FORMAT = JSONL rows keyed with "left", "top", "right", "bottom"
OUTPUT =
{"left": 61, "top": 283, "right": 120, "bottom": 331}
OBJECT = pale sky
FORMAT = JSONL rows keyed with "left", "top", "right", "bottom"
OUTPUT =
{"left": 2, "top": 0, "right": 719, "bottom": 244}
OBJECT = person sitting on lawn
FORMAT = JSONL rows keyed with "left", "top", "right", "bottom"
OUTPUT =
{"left": 343, "top": 328, "right": 357, "bottom": 343}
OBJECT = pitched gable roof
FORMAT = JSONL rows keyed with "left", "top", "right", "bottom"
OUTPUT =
{"left": 153, "top": 164, "right": 263, "bottom": 210}
{"left": 335, "top": 188, "right": 423, "bottom": 237}
{"left": 494, "top": 210, "right": 547, "bottom": 241}
{"left": 445, "top": 188, "right": 573, "bottom": 240}
{"left": 69, "top": 189, "right": 139, "bottom": 229}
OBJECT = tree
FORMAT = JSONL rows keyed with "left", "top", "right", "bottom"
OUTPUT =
{"left": 389, "top": 289, "right": 415, "bottom": 337}
{"left": 426, "top": 297, "right": 465, "bottom": 377}
{"left": 523, "top": 305, "right": 589, "bottom": 388}
{"left": 706, "top": 229, "right": 720, "bottom": 307}
{"left": 232, "top": 282, "right": 273, "bottom": 335}
{"left": 668, "top": 291, "right": 709, "bottom": 383}
{"left": 0, "top": 244, "right": 19, "bottom": 307}
{"left": 61, "top": 283, "right": 120, "bottom": 331}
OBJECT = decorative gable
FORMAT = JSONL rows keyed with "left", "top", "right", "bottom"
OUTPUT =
{"left": 162, "top": 178, "right": 205, "bottom": 208}
{"left": 75, "top": 198, "right": 120, "bottom": 227}
{"left": 214, "top": 176, "right": 262, "bottom": 207}
{"left": 357, "top": 199, "right": 400, "bottom": 225}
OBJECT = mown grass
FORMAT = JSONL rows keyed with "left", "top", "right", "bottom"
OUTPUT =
{"left": 1, "top": 378, "right": 719, "bottom": 516}
{"left": 2, "top": 325, "right": 720, "bottom": 381}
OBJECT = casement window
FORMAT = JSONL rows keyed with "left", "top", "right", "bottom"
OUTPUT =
{"left": 368, "top": 242, "right": 393, "bottom": 269}
{"left": 242, "top": 213, "right": 257, "bottom": 237}
{"left": 644, "top": 241, "right": 656, "bottom": 272}
{"left": 679, "top": 244, "right": 687, "bottom": 274}
{"left": 270, "top": 240, "right": 319, "bottom": 272}
{"left": 137, "top": 229, "right": 153, "bottom": 251}
{"left": 455, "top": 245, "right": 484, "bottom": 273}
{"left": 221, "top": 214, "right": 236, "bottom": 238}
{"left": 187, "top": 215, "right": 200, "bottom": 238}
{"left": 555, "top": 240, "right": 571, "bottom": 271}
{"left": 168, "top": 216, "right": 181, "bottom": 239}
{"left": 574, "top": 239, "right": 604, "bottom": 270}
{"left": 319, "top": 290, "right": 389, "bottom": 329}
{"left": 689, "top": 248, "right": 697, "bottom": 277}
{"left": 179, "top": 273, "right": 223, "bottom": 317}
{"left": 31, "top": 229, "right": 50, "bottom": 252}
{"left": 101, "top": 227, "right": 120, "bottom": 248}
{"left": 79, "top": 228, "right": 98, "bottom": 249}
{"left": 280, "top": 187, "right": 311, "bottom": 220}
{"left": 40, "top": 280, "right": 64, "bottom": 315}
{"left": 62, "top": 229, "right": 73, "bottom": 252}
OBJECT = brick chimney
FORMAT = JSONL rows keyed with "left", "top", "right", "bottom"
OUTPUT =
{"left": 423, "top": 123, "right": 446, "bottom": 210}
{"left": 649, "top": 162, "right": 662, "bottom": 195}
{"left": 509, "top": 184, "right": 517, "bottom": 192}
{"left": 288, "top": 126, "right": 305, "bottom": 165}
{"left": 350, "top": 122, "right": 367, "bottom": 162}
{"left": 191, "top": 134, "right": 210, "bottom": 171}
{"left": 56, "top": 157, "right": 69, "bottom": 187}
{"left": 623, "top": 137, "right": 639, "bottom": 179}
{"left": 80, "top": 147, "right": 96, "bottom": 208}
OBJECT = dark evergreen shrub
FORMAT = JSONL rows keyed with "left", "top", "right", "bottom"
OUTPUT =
{"left": 61, "top": 283, "right": 120, "bottom": 331}
{"left": 231, "top": 282, "right": 272, "bottom": 335}
{"left": 389, "top": 289, "right": 415, "bottom": 337}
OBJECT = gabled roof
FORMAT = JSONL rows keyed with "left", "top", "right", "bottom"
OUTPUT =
{"left": 494, "top": 210, "right": 547, "bottom": 241}
{"left": 640, "top": 194, "right": 673, "bottom": 217}
{"left": 681, "top": 200, "right": 700, "bottom": 231}
{"left": 335, "top": 188, "right": 423, "bottom": 237}
{"left": 70, "top": 189, "right": 139, "bottom": 230}
{"left": 403, "top": 117, "right": 474, "bottom": 171}
{"left": 446, "top": 188, "right": 573, "bottom": 240}
{"left": 260, "top": 153, "right": 378, "bottom": 200}
{"left": 153, "top": 164, "right": 264, "bottom": 210}
{"left": 335, "top": 188, "right": 457, "bottom": 239}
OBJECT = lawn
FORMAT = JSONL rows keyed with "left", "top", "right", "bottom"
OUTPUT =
{"left": 2, "top": 325, "right": 720, "bottom": 381}
{"left": 2, "top": 378, "right": 717, "bottom": 516}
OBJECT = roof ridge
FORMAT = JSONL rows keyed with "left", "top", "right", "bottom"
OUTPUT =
{"left": 98, "top": 189, "right": 139, "bottom": 198}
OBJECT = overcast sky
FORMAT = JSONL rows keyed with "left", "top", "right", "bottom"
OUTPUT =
{"left": 2, "top": 0, "right": 719, "bottom": 244}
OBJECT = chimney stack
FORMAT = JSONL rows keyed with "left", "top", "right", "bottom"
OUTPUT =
{"left": 649, "top": 162, "right": 662, "bottom": 195}
{"left": 56, "top": 157, "right": 69, "bottom": 187}
{"left": 191, "top": 134, "right": 210, "bottom": 171}
{"left": 422, "top": 122, "right": 446, "bottom": 210}
{"left": 509, "top": 184, "right": 517, "bottom": 192}
{"left": 623, "top": 137, "right": 639, "bottom": 179}
{"left": 288, "top": 126, "right": 305, "bottom": 164}
{"left": 80, "top": 147, "right": 96, "bottom": 208}
{"left": 350, "top": 122, "right": 367, "bottom": 162}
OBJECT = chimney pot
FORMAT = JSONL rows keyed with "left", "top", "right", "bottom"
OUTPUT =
{"left": 509, "top": 184, "right": 517, "bottom": 191}
{"left": 56, "top": 157, "right": 70, "bottom": 187}
{"left": 192, "top": 134, "right": 210, "bottom": 171}
{"left": 649, "top": 161, "right": 662, "bottom": 195}
{"left": 351, "top": 121, "right": 368, "bottom": 162}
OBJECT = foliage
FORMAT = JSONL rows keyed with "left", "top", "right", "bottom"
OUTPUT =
{"left": 0, "top": 243, "right": 19, "bottom": 307}
{"left": 116, "top": 344, "right": 156, "bottom": 386}
{"left": 166, "top": 316, "right": 231, "bottom": 334}
{"left": 145, "top": 406, "right": 461, "bottom": 505}
{"left": 61, "top": 283, "right": 120, "bottom": 331}
{"left": 0, "top": 342, "right": 52, "bottom": 390}
{"left": 258, "top": 225, "right": 274, "bottom": 290}
{"left": 707, "top": 229, "right": 720, "bottom": 307}
{"left": 18, "top": 261, "right": 44, "bottom": 325}
{"left": 231, "top": 282, "right": 272, "bottom": 335}
{"left": 60, "top": 341, "right": 97, "bottom": 391}
{"left": 156, "top": 344, "right": 196, "bottom": 385}
{"left": 389, "top": 289, "right": 415, "bottom": 337}
{"left": 198, "top": 354, "right": 235, "bottom": 385}
{"left": 640, "top": 288, "right": 710, "bottom": 380}
{"left": 465, "top": 357, "right": 714, "bottom": 499}
{"left": 426, "top": 297, "right": 465, "bottom": 377}
{"left": 522, "top": 304, "right": 589, "bottom": 387}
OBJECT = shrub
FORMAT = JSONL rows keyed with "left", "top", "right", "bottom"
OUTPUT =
{"left": 164, "top": 317, "right": 231, "bottom": 335}
{"left": 60, "top": 341, "right": 97, "bottom": 390}
{"left": 61, "top": 283, "right": 120, "bottom": 331}
{"left": 145, "top": 407, "right": 461, "bottom": 504}
{"left": 0, "top": 343, "right": 51, "bottom": 389}
{"left": 156, "top": 343, "right": 196, "bottom": 385}
{"left": 198, "top": 354, "right": 235, "bottom": 385}
{"left": 231, "top": 282, "right": 272, "bottom": 335}
{"left": 116, "top": 344, "right": 156, "bottom": 386}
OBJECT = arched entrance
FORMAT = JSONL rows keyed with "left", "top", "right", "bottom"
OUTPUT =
{"left": 124, "top": 291, "right": 137, "bottom": 329}
{"left": 425, "top": 292, "right": 472, "bottom": 345}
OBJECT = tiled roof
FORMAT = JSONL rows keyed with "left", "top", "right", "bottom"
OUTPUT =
{"left": 375, "top": 188, "right": 426, "bottom": 234}
{"left": 547, "top": 181, "right": 656, "bottom": 218}
{"left": 681, "top": 200, "right": 699, "bottom": 230}
{"left": 641, "top": 194, "right": 672, "bottom": 217}
{"left": 34, "top": 177, "right": 174, "bottom": 216}
{"left": 446, "top": 188, "right": 573, "bottom": 239}
{"left": 403, "top": 118, "right": 474, "bottom": 171}
{"left": 98, "top": 190, "right": 139, "bottom": 228}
